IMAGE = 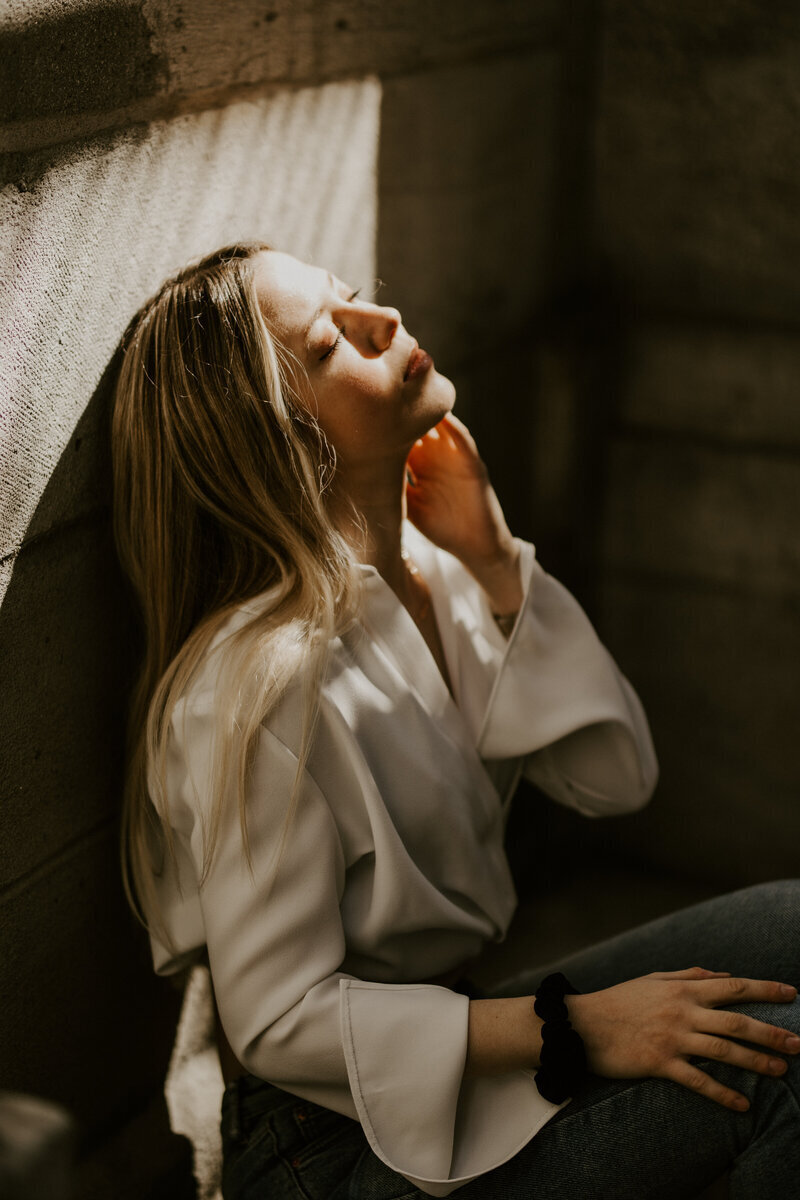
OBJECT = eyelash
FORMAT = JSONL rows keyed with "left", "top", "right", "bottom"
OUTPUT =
{"left": 319, "top": 289, "right": 361, "bottom": 362}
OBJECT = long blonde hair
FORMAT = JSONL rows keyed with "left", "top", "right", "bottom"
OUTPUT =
{"left": 112, "top": 242, "right": 360, "bottom": 940}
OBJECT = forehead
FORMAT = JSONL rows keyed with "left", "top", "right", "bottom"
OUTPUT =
{"left": 252, "top": 251, "right": 327, "bottom": 350}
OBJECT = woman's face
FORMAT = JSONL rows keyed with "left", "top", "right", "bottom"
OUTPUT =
{"left": 253, "top": 251, "right": 455, "bottom": 468}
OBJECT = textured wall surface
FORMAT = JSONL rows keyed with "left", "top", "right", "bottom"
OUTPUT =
{"left": 592, "top": 0, "right": 800, "bottom": 884}
{"left": 0, "top": 81, "right": 380, "bottom": 604}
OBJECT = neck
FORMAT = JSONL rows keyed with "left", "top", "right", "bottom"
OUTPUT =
{"left": 328, "top": 452, "right": 410, "bottom": 596}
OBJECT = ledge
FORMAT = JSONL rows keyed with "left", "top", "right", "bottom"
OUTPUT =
{"left": 1, "top": 0, "right": 559, "bottom": 153}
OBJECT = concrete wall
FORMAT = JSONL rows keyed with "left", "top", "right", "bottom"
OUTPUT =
{"left": 0, "top": 0, "right": 571, "bottom": 1191}
{"left": 590, "top": 0, "right": 800, "bottom": 885}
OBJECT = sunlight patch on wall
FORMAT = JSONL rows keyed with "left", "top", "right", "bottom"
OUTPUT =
{"left": 0, "top": 75, "right": 381, "bottom": 606}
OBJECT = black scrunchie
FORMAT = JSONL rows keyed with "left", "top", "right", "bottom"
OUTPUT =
{"left": 533, "top": 972, "right": 587, "bottom": 1104}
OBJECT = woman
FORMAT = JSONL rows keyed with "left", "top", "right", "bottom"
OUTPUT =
{"left": 112, "top": 242, "right": 800, "bottom": 1199}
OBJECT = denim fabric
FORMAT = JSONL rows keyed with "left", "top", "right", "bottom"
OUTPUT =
{"left": 220, "top": 881, "right": 800, "bottom": 1199}
{"left": 220, "top": 1077, "right": 419, "bottom": 1199}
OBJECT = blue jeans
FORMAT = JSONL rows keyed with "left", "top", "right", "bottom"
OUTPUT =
{"left": 220, "top": 881, "right": 800, "bottom": 1199}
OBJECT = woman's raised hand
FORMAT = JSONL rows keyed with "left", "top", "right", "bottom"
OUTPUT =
{"left": 405, "top": 414, "right": 523, "bottom": 615}
{"left": 568, "top": 968, "right": 800, "bottom": 1111}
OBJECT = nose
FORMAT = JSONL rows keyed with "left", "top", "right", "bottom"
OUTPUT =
{"left": 370, "top": 304, "right": 401, "bottom": 352}
{"left": 342, "top": 301, "right": 401, "bottom": 356}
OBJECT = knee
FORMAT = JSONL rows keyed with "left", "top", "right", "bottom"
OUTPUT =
{"left": 728, "top": 879, "right": 800, "bottom": 922}
{"left": 713, "top": 881, "right": 800, "bottom": 973}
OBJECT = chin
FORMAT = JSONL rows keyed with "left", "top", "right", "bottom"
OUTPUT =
{"left": 427, "top": 369, "right": 456, "bottom": 418}
{"left": 403, "top": 367, "right": 456, "bottom": 441}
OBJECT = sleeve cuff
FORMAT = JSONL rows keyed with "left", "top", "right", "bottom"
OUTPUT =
{"left": 477, "top": 549, "right": 642, "bottom": 760}
{"left": 340, "top": 980, "right": 564, "bottom": 1196}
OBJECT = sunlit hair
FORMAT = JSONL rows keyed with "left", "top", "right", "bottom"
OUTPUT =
{"left": 111, "top": 241, "right": 361, "bottom": 944}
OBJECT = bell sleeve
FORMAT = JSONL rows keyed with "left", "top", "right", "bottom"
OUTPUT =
{"left": 431, "top": 538, "right": 658, "bottom": 815}
{"left": 157, "top": 689, "right": 563, "bottom": 1197}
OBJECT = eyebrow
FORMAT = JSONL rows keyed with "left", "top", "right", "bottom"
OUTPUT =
{"left": 303, "top": 272, "right": 337, "bottom": 351}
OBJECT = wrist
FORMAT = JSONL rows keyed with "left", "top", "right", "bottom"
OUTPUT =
{"left": 533, "top": 972, "right": 588, "bottom": 1104}
{"left": 464, "top": 540, "right": 523, "bottom": 616}
{"left": 464, "top": 995, "right": 544, "bottom": 1078}
{"left": 562, "top": 992, "right": 595, "bottom": 1070}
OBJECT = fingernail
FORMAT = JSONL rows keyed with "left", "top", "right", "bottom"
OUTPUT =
{"left": 785, "top": 1035, "right": 800, "bottom": 1050}
{"left": 781, "top": 985, "right": 797, "bottom": 998}
{"left": 769, "top": 1059, "right": 787, "bottom": 1074}
{"left": 733, "top": 1097, "right": 749, "bottom": 1111}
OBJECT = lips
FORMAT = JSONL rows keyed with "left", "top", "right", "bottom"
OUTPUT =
{"left": 403, "top": 343, "right": 434, "bottom": 382}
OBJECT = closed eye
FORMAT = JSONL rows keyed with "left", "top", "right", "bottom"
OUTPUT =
{"left": 319, "top": 330, "right": 343, "bottom": 361}
{"left": 318, "top": 288, "right": 362, "bottom": 361}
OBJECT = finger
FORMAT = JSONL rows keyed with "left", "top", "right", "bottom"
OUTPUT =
{"left": 704, "top": 1008, "right": 800, "bottom": 1055}
{"left": 667, "top": 1060, "right": 750, "bottom": 1112}
{"left": 439, "top": 413, "right": 479, "bottom": 455}
{"left": 440, "top": 412, "right": 471, "bottom": 439}
{"left": 409, "top": 427, "right": 451, "bottom": 457}
{"left": 698, "top": 976, "right": 798, "bottom": 1007}
{"left": 406, "top": 435, "right": 438, "bottom": 472}
{"left": 688, "top": 1033, "right": 789, "bottom": 1079}
{"left": 434, "top": 418, "right": 458, "bottom": 450}
{"left": 646, "top": 968, "right": 732, "bottom": 981}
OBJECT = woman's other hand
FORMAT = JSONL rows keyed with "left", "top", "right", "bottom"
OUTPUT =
{"left": 405, "top": 414, "right": 523, "bottom": 615}
{"left": 568, "top": 967, "right": 800, "bottom": 1111}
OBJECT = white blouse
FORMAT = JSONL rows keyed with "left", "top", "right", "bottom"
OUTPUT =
{"left": 150, "top": 527, "right": 658, "bottom": 1196}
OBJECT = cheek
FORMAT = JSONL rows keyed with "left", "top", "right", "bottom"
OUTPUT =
{"left": 307, "top": 384, "right": 376, "bottom": 459}
{"left": 307, "top": 362, "right": 410, "bottom": 462}
{"left": 342, "top": 361, "right": 395, "bottom": 405}
{"left": 323, "top": 369, "right": 397, "bottom": 427}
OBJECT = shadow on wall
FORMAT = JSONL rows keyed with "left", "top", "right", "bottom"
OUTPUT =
{"left": 0, "top": 347, "right": 181, "bottom": 1147}
{"left": 0, "top": 2, "right": 167, "bottom": 127}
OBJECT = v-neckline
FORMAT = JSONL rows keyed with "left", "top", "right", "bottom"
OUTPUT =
{"left": 352, "top": 532, "right": 515, "bottom": 831}
{"left": 404, "top": 586, "right": 455, "bottom": 701}
{"left": 357, "top": 562, "right": 509, "bottom": 833}
{"left": 357, "top": 526, "right": 482, "bottom": 739}
{"left": 360, "top": 564, "right": 458, "bottom": 720}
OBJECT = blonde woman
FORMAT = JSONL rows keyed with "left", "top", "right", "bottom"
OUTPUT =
{"left": 112, "top": 243, "right": 800, "bottom": 1199}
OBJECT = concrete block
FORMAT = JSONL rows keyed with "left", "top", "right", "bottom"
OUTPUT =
{"left": 378, "top": 50, "right": 560, "bottom": 370}
{"left": 1, "top": 0, "right": 559, "bottom": 152}
{"left": 145, "top": 0, "right": 560, "bottom": 96}
{"left": 617, "top": 320, "right": 800, "bottom": 449}
{"left": 596, "top": 579, "right": 800, "bottom": 886}
{"left": 601, "top": 436, "right": 800, "bottom": 596}
{"left": 0, "top": 514, "right": 137, "bottom": 888}
{"left": 0, "top": 821, "right": 181, "bottom": 1135}
{"left": 597, "top": 0, "right": 800, "bottom": 321}
{"left": 0, "top": 76, "right": 379, "bottom": 607}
